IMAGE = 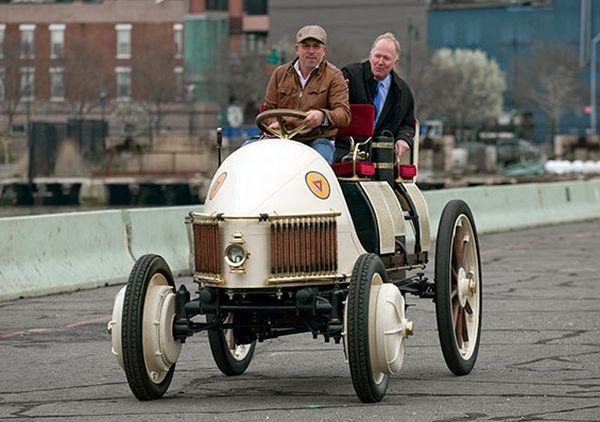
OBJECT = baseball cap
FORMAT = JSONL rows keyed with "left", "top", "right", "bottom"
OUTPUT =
{"left": 296, "top": 25, "right": 327, "bottom": 45}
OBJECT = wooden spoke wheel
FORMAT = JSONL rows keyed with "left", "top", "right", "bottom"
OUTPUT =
{"left": 434, "top": 200, "right": 482, "bottom": 375}
{"left": 208, "top": 313, "right": 256, "bottom": 376}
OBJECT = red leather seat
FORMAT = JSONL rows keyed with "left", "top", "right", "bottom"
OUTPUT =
{"left": 335, "top": 104, "right": 375, "bottom": 139}
{"left": 332, "top": 104, "right": 376, "bottom": 177}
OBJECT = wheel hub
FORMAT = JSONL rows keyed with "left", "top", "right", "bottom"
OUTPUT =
{"left": 369, "top": 281, "right": 413, "bottom": 376}
{"left": 142, "top": 276, "right": 182, "bottom": 384}
{"left": 109, "top": 286, "right": 127, "bottom": 370}
{"left": 457, "top": 267, "right": 474, "bottom": 308}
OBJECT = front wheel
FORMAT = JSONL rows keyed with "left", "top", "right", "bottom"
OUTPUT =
{"left": 434, "top": 200, "right": 482, "bottom": 375}
{"left": 208, "top": 313, "right": 256, "bottom": 376}
{"left": 121, "top": 254, "right": 181, "bottom": 400}
{"left": 345, "top": 253, "right": 411, "bottom": 403}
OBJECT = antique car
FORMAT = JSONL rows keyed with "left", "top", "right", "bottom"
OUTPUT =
{"left": 108, "top": 105, "right": 482, "bottom": 403}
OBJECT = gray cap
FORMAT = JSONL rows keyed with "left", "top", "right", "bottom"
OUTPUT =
{"left": 296, "top": 25, "right": 327, "bottom": 44}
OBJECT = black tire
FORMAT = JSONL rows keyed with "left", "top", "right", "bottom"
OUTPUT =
{"left": 434, "top": 200, "right": 482, "bottom": 375}
{"left": 346, "top": 253, "right": 390, "bottom": 403}
{"left": 121, "top": 254, "right": 177, "bottom": 400}
{"left": 208, "top": 313, "right": 256, "bottom": 376}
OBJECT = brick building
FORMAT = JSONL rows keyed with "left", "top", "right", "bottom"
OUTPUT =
{"left": 0, "top": 0, "right": 270, "bottom": 140}
{"left": 0, "top": 0, "right": 196, "bottom": 139}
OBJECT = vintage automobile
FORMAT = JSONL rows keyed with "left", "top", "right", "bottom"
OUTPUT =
{"left": 108, "top": 105, "right": 482, "bottom": 403}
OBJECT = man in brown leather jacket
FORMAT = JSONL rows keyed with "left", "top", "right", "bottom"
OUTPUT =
{"left": 261, "top": 25, "right": 350, "bottom": 163}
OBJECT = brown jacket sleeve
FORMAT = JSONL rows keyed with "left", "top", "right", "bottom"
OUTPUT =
{"left": 320, "top": 67, "right": 350, "bottom": 129}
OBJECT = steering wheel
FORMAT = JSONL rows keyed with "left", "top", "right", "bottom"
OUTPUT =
{"left": 255, "top": 109, "right": 319, "bottom": 142}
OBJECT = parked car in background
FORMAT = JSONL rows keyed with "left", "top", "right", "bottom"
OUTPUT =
{"left": 479, "top": 131, "right": 545, "bottom": 166}
{"left": 496, "top": 138, "right": 545, "bottom": 166}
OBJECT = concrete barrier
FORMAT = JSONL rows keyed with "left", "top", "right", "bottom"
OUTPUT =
{"left": 125, "top": 206, "right": 202, "bottom": 275}
{"left": 425, "top": 180, "right": 600, "bottom": 238}
{"left": 0, "top": 210, "right": 134, "bottom": 301}
{"left": 1, "top": 180, "right": 599, "bottom": 302}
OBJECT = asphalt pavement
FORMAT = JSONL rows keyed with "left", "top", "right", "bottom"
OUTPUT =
{"left": 0, "top": 219, "right": 599, "bottom": 421}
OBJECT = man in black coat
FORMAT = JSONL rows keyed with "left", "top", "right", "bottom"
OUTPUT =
{"left": 341, "top": 32, "right": 415, "bottom": 161}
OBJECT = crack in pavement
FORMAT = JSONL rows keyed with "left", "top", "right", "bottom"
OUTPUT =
{"left": 535, "top": 329, "right": 588, "bottom": 345}
{"left": 508, "top": 349, "right": 600, "bottom": 372}
{"left": 0, "top": 315, "right": 111, "bottom": 340}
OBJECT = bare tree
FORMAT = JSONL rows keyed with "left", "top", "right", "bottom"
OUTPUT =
{"left": 513, "top": 43, "right": 587, "bottom": 143}
{"left": 406, "top": 48, "right": 436, "bottom": 121}
{"left": 63, "top": 38, "right": 109, "bottom": 119}
{"left": 132, "top": 38, "right": 177, "bottom": 136}
{"left": 228, "top": 49, "right": 269, "bottom": 123}
{"left": 325, "top": 37, "right": 362, "bottom": 68}
{"left": 0, "top": 36, "right": 27, "bottom": 137}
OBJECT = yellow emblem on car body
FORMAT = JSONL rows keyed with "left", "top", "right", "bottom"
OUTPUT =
{"left": 305, "top": 171, "right": 330, "bottom": 200}
{"left": 209, "top": 172, "right": 227, "bottom": 200}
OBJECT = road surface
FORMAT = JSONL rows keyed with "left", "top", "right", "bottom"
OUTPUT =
{"left": 1, "top": 219, "right": 599, "bottom": 421}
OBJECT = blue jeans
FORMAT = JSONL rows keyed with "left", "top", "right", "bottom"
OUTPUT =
{"left": 242, "top": 138, "right": 335, "bottom": 164}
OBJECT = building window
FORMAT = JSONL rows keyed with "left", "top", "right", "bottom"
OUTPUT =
{"left": 20, "top": 67, "right": 35, "bottom": 100}
{"left": 174, "top": 66, "right": 183, "bottom": 100}
{"left": 0, "top": 25, "right": 5, "bottom": 59}
{"left": 244, "top": 0, "right": 267, "bottom": 15}
{"left": 442, "top": 22, "right": 455, "bottom": 47}
{"left": 206, "top": 0, "right": 227, "bottom": 11}
{"left": 174, "top": 23, "right": 183, "bottom": 58}
{"left": 466, "top": 22, "right": 480, "bottom": 47}
{"left": 20, "top": 24, "right": 36, "bottom": 59}
{"left": 116, "top": 67, "right": 131, "bottom": 100}
{"left": 49, "top": 24, "right": 65, "bottom": 59}
{"left": 115, "top": 24, "right": 132, "bottom": 59}
{"left": 50, "top": 67, "right": 64, "bottom": 101}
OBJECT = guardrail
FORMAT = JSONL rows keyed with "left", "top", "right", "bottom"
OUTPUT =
{"left": 1, "top": 180, "right": 599, "bottom": 302}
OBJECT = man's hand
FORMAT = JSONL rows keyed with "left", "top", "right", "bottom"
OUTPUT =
{"left": 395, "top": 139, "right": 410, "bottom": 159}
{"left": 303, "top": 110, "right": 325, "bottom": 129}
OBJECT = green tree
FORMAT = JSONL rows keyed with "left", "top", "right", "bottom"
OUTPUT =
{"left": 427, "top": 48, "right": 506, "bottom": 140}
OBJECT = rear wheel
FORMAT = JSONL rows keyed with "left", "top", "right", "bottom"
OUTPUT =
{"left": 121, "top": 254, "right": 181, "bottom": 400}
{"left": 434, "top": 200, "right": 482, "bottom": 375}
{"left": 208, "top": 313, "right": 256, "bottom": 376}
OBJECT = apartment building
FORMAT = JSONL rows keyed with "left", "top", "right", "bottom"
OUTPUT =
{"left": 0, "top": 0, "right": 270, "bottom": 137}
{"left": 0, "top": 0, "right": 189, "bottom": 137}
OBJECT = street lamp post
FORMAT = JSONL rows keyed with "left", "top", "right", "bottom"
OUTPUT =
{"left": 406, "top": 19, "right": 419, "bottom": 81}
{"left": 590, "top": 32, "right": 600, "bottom": 134}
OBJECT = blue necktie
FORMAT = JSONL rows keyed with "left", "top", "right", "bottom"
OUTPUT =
{"left": 373, "top": 81, "right": 384, "bottom": 124}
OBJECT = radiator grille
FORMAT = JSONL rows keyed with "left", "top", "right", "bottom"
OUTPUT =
{"left": 270, "top": 216, "right": 337, "bottom": 278}
{"left": 192, "top": 221, "right": 220, "bottom": 275}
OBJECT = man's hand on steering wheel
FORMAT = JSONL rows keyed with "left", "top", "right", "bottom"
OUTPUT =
{"left": 303, "top": 110, "right": 325, "bottom": 128}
